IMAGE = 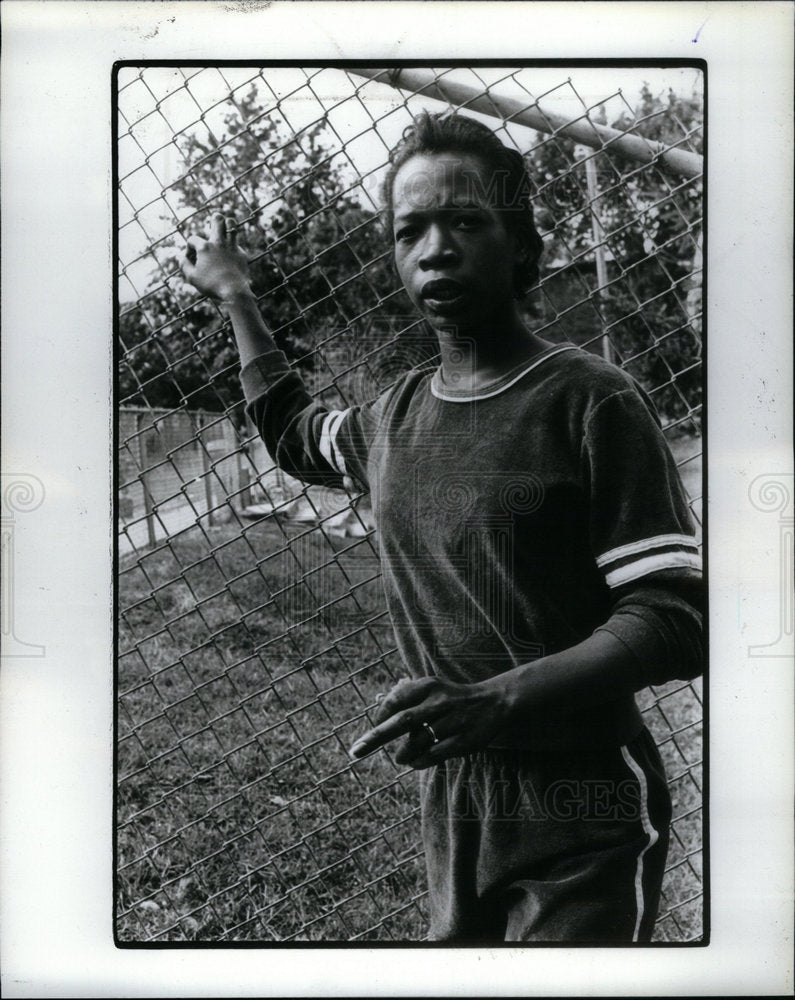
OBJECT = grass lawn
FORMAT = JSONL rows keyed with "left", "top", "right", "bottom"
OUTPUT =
{"left": 117, "top": 435, "right": 704, "bottom": 942}
{"left": 118, "top": 514, "right": 428, "bottom": 941}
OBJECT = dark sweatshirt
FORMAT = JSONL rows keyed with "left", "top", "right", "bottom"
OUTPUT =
{"left": 242, "top": 342, "right": 703, "bottom": 752}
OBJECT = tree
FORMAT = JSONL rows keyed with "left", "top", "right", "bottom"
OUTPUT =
{"left": 120, "top": 80, "right": 702, "bottom": 428}
{"left": 119, "top": 85, "right": 416, "bottom": 417}
{"left": 526, "top": 84, "right": 703, "bottom": 429}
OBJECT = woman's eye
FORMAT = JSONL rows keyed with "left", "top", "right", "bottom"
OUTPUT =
{"left": 453, "top": 214, "right": 480, "bottom": 230}
{"left": 395, "top": 227, "right": 417, "bottom": 242}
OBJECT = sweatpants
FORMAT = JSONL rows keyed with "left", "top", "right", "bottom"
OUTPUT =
{"left": 419, "top": 726, "right": 672, "bottom": 943}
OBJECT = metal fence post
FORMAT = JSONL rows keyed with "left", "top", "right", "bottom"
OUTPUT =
{"left": 584, "top": 151, "right": 614, "bottom": 365}
{"left": 136, "top": 411, "right": 156, "bottom": 548}
{"left": 198, "top": 411, "right": 215, "bottom": 527}
{"left": 235, "top": 446, "right": 251, "bottom": 511}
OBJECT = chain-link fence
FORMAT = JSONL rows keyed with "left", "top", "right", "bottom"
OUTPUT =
{"left": 116, "top": 64, "right": 704, "bottom": 942}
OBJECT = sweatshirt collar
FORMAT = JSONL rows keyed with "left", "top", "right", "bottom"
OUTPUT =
{"left": 430, "top": 343, "right": 579, "bottom": 401}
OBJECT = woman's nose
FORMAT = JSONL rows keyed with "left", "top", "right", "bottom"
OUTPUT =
{"left": 418, "top": 224, "right": 457, "bottom": 270}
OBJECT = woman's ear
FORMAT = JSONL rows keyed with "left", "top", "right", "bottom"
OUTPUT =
{"left": 379, "top": 212, "right": 400, "bottom": 278}
{"left": 511, "top": 232, "right": 530, "bottom": 284}
{"left": 511, "top": 228, "right": 542, "bottom": 298}
{"left": 512, "top": 229, "right": 531, "bottom": 265}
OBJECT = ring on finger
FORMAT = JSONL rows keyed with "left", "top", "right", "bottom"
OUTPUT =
{"left": 421, "top": 721, "right": 439, "bottom": 745}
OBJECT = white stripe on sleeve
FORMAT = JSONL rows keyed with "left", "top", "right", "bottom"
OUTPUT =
{"left": 596, "top": 533, "right": 699, "bottom": 568}
{"left": 604, "top": 551, "right": 702, "bottom": 588}
{"left": 318, "top": 408, "right": 349, "bottom": 476}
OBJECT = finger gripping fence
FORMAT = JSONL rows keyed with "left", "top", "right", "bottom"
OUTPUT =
{"left": 116, "top": 64, "right": 704, "bottom": 942}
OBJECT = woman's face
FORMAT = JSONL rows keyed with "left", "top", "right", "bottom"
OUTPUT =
{"left": 391, "top": 151, "right": 521, "bottom": 333}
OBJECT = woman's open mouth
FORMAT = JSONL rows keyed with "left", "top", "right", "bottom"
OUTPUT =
{"left": 421, "top": 279, "right": 466, "bottom": 312}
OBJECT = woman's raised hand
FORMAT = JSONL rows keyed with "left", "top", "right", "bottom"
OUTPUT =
{"left": 181, "top": 212, "right": 251, "bottom": 303}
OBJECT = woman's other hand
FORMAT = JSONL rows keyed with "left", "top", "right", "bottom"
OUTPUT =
{"left": 349, "top": 675, "right": 513, "bottom": 769}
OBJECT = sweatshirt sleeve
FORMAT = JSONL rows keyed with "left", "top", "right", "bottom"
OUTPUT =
{"left": 596, "top": 570, "right": 704, "bottom": 686}
{"left": 240, "top": 349, "right": 372, "bottom": 491}
{"left": 580, "top": 382, "right": 704, "bottom": 686}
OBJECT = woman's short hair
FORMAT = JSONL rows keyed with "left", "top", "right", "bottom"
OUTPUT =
{"left": 381, "top": 110, "right": 544, "bottom": 296}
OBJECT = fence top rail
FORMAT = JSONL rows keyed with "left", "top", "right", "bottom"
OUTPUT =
{"left": 349, "top": 67, "right": 703, "bottom": 180}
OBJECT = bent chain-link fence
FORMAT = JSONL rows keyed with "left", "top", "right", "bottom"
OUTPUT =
{"left": 116, "top": 64, "right": 704, "bottom": 942}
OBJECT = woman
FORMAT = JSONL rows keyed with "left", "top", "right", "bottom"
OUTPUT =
{"left": 181, "top": 111, "right": 702, "bottom": 943}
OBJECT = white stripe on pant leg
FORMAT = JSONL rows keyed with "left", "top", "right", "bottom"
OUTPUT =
{"left": 621, "top": 744, "right": 660, "bottom": 942}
